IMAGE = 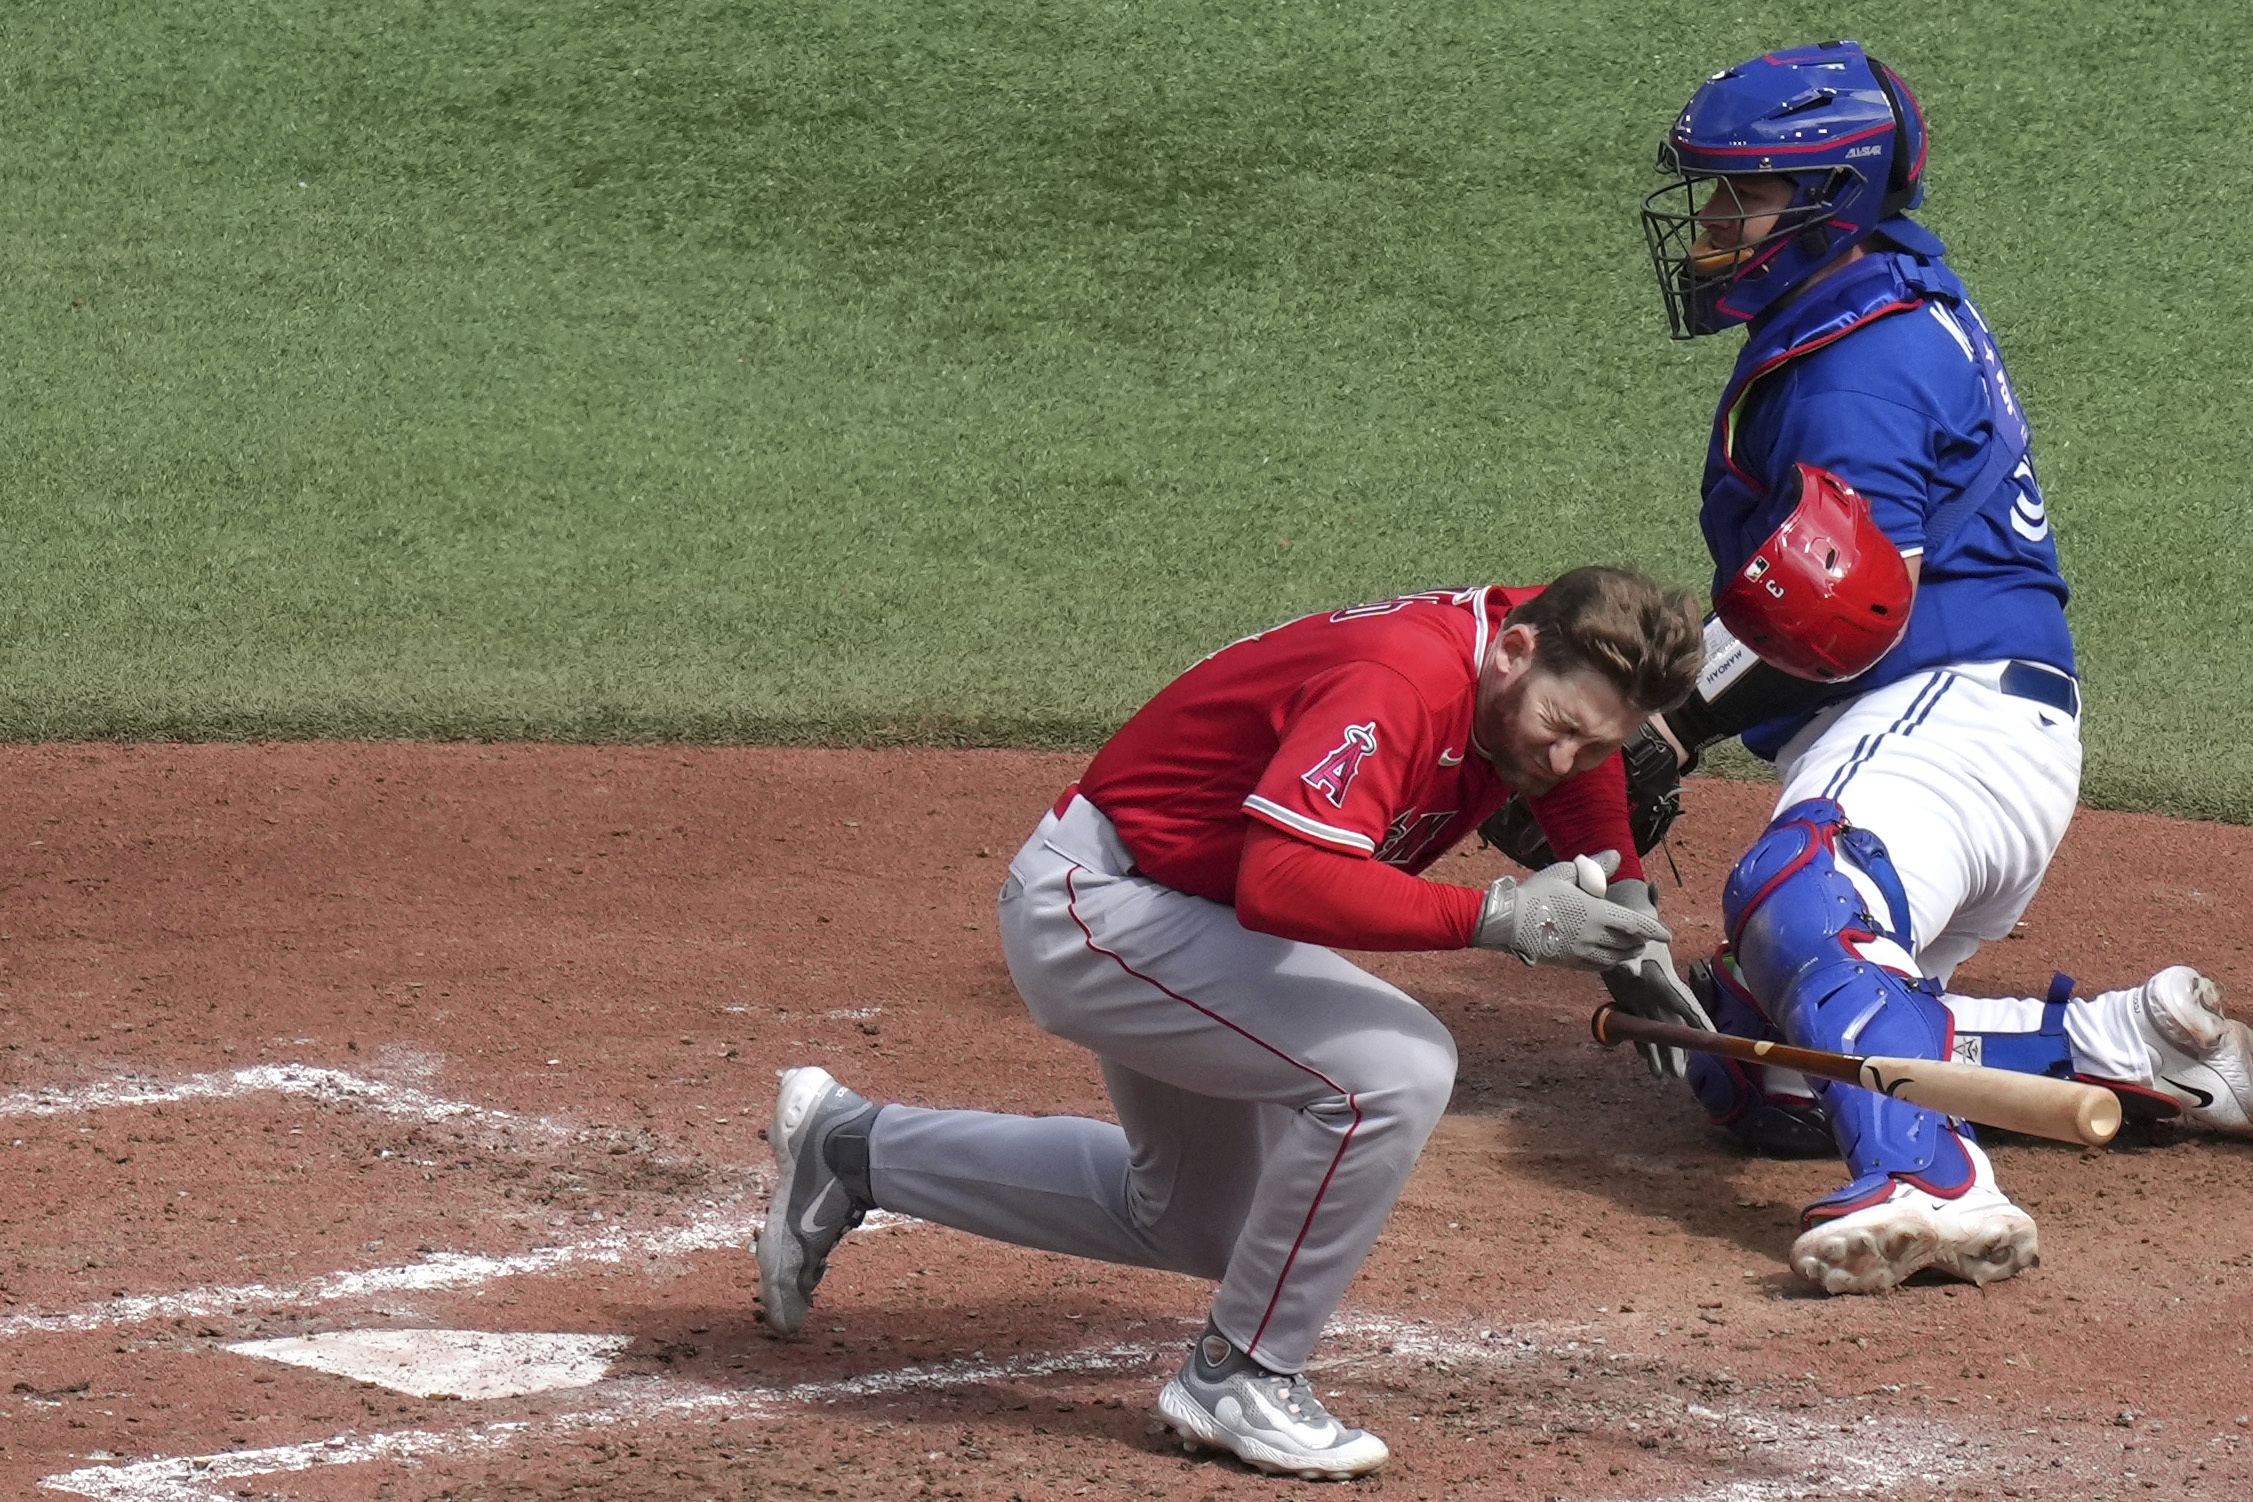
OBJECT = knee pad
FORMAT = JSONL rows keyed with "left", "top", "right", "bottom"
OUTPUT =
{"left": 1685, "top": 951, "right": 1837, "bottom": 1158}
{"left": 1721, "top": 799, "right": 1973, "bottom": 1196}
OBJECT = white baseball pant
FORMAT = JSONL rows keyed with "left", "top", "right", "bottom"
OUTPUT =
{"left": 865, "top": 794, "right": 1457, "bottom": 1373}
{"left": 1755, "top": 660, "right": 2153, "bottom": 1078}
{"left": 1772, "top": 659, "right": 2083, "bottom": 983}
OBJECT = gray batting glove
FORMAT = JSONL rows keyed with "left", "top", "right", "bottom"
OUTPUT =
{"left": 1474, "top": 850, "right": 1671, "bottom": 970}
{"left": 1598, "top": 878, "right": 1716, "bottom": 1080}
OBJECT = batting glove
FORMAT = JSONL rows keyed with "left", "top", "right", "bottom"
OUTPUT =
{"left": 1598, "top": 878, "right": 1716, "bottom": 1080}
{"left": 1475, "top": 850, "right": 1671, "bottom": 971}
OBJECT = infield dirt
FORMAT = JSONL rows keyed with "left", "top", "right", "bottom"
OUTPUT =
{"left": 3, "top": 745, "right": 2251, "bottom": 1501}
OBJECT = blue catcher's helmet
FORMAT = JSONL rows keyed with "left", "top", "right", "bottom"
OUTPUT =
{"left": 1642, "top": 40, "right": 1927, "bottom": 338}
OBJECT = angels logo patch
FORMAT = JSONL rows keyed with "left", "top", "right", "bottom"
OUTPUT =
{"left": 1301, "top": 722, "right": 1379, "bottom": 808}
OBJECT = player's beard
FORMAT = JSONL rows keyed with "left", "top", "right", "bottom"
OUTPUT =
{"left": 1485, "top": 741, "right": 1563, "bottom": 798}
{"left": 1472, "top": 675, "right": 1565, "bottom": 797}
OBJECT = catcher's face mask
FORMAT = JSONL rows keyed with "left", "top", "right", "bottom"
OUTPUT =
{"left": 1642, "top": 167, "right": 1850, "bottom": 338}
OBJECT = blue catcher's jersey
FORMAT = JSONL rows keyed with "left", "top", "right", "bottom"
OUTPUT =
{"left": 1699, "top": 223, "right": 2075, "bottom": 758}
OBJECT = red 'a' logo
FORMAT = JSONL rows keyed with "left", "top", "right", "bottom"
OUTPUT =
{"left": 1301, "top": 722, "right": 1379, "bottom": 808}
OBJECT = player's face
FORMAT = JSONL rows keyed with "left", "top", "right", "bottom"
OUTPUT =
{"left": 1474, "top": 628, "right": 1647, "bottom": 797}
{"left": 1690, "top": 173, "right": 1796, "bottom": 276}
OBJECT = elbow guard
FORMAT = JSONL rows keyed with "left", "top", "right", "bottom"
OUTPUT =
{"left": 1662, "top": 615, "right": 1843, "bottom": 763}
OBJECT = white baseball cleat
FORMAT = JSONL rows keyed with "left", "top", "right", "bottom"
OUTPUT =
{"left": 1790, "top": 1138, "right": 2038, "bottom": 1296}
{"left": 1158, "top": 1350, "right": 1388, "bottom": 1480}
{"left": 2122, "top": 967, "right": 2253, "bottom": 1134}
{"left": 755, "top": 1065, "right": 878, "bottom": 1335}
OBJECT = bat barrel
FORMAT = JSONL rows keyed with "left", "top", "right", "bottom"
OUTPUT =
{"left": 1594, "top": 1005, "right": 2125, "bottom": 1148}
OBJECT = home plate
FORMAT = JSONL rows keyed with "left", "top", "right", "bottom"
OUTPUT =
{"left": 226, "top": 1329, "right": 631, "bottom": 1399}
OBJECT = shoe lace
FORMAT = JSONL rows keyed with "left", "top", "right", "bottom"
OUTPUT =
{"left": 1265, "top": 1373, "right": 1317, "bottom": 1422}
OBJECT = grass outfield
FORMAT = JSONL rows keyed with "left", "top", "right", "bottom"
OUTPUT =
{"left": 3, "top": 1, "right": 2248, "bottom": 818}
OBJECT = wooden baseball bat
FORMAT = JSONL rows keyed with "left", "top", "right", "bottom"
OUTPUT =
{"left": 1590, "top": 1005, "right": 2121, "bottom": 1147}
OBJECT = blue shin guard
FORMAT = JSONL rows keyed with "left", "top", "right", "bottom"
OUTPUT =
{"left": 1685, "top": 952, "right": 1836, "bottom": 1158}
{"left": 1723, "top": 798, "right": 1975, "bottom": 1225}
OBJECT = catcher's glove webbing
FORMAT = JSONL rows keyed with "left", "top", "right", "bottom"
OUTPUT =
{"left": 1478, "top": 721, "right": 1682, "bottom": 870}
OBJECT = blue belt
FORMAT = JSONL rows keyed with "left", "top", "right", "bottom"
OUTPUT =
{"left": 1998, "top": 660, "right": 2080, "bottom": 718}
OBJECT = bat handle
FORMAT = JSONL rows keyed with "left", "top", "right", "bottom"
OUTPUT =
{"left": 1590, "top": 1004, "right": 1620, "bottom": 1047}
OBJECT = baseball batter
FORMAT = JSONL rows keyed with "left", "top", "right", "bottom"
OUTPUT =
{"left": 756, "top": 569, "right": 1705, "bottom": 1479}
{"left": 1638, "top": 41, "right": 2252, "bottom": 1296}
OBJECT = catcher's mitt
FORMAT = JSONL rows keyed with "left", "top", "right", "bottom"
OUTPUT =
{"left": 1477, "top": 720, "right": 1682, "bottom": 870}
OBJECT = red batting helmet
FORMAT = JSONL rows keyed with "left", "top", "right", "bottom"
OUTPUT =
{"left": 1713, "top": 464, "right": 1912, "bottom": 681}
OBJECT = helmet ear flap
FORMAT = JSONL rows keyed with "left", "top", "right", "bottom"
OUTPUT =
{"left": 1868, "top": 59, "right": 1924, "bottom": 217}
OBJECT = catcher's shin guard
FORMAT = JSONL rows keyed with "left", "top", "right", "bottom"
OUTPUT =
{"left": 1723, "top": 799, "right": 1976, "bottom": 1223}
{"left": 1685, "top": 951, "right": 1836, "bottom": 1158}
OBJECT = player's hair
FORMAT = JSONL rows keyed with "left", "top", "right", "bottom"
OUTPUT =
{"left": 1506, "top": 566, "right": 1703, "bottom": 712}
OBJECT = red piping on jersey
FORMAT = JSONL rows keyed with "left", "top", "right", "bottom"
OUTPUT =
{"left": 1063, "top": 863, "right": 1363, "bottom": 1362}
{"left": 1717, "top": 296, "right": 1925, "bottom": 492}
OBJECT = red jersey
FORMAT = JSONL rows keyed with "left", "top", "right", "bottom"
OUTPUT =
{"left": 1076, "top": 586, "right": 1640, "bottom": 909}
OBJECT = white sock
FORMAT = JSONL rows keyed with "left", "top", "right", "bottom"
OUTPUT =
{"left": 2063, "top": 985, "right": 2156, "bottom": 1085}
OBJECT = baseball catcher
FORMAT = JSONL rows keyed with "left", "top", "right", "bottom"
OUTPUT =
{"left": 1622, "top": 41, "right": 2249, "bottom": 1298}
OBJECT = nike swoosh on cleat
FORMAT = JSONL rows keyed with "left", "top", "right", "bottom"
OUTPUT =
{"left": 799, "top": 1178, "right": 845, "bottom": 1236}
{"left": 2165, "top": 1076, "right": 2216, "bottom": 1110}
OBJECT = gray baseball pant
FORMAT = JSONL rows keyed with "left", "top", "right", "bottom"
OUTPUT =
{"left": 866, "top": 794, "right": 1457, "bottom": 1374}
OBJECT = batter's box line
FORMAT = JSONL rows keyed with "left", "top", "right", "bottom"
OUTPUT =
{"left": 38, "top": 1313, "right": 2021, "bottom": 1502}
{"left": 1324, "top": 1314, "right": 2002, "bottom": 1502}
{"left": 36, "top": 1344, "right": 1175, "bottom": 1502}
{"left": 0, "top": 1201, "right": 919, "bottom": 1342}
{"left": 0, "top": 1058, "right": 775, "bottom": 1204}
{"left": 0, "top": 1063, "right": 558, "bottom": 1133}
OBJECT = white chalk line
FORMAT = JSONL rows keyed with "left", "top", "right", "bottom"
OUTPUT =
{"left": 0, "top": 1064, "right": 2024, "bottom": 1499}
{"left": 0, "top": 1063, "right": 557, "bottom": 1133}
{"left": 39, "top": 1309, "right": 2032, "bottom": 1502}
{"left": 0, "top": 1059, "right": 934, "bottom": 1342}
{"left": 765, "top": 1336, "right": 1170, "bottom": 1410}
{"left": 37, "top": 1343, "right": 1171, "bottom": 1502}
{"left": 0, "top": 1200, "right": 919, "bottom": 1342}
{"left": 1324, "top": 1313, "right": 2005, "bottom": 1501}
{"left": 0, "top": 1060, "right": 718, "bottom": 1168}
{"left": 37, "top": 1379, "right": 745, "bottom": 1502}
